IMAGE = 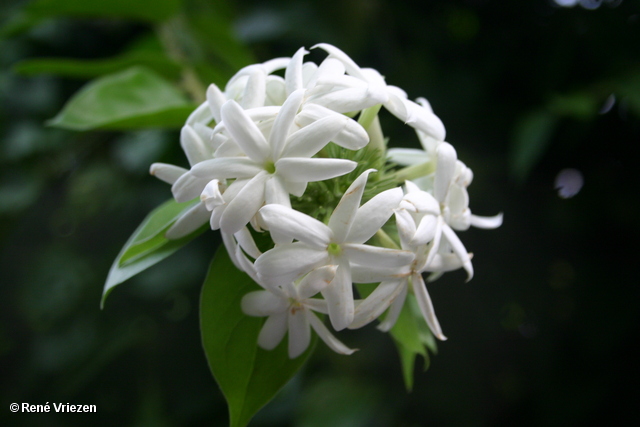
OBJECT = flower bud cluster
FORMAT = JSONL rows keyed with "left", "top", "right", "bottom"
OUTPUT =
{"left": 150, "top": 44, "right": 502, "bottom": 358}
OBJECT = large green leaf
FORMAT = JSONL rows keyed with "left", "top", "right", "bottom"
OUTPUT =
{"left": 14, "top": 53, "right": 181, "bottom": 80}
{"left": 102, "top": 198, "right": 206, "bottom": 307}
{"left": 48, "top": 66, "right": 196, "bottom": 131}
{"left": 201, "top": 246, "right": 315, "bottom": 427}
{"left": 1, "top": 0, "right": 181, "bottom": 37}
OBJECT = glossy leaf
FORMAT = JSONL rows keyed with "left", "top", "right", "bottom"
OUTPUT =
{"left": 1, "top": 0, "right": 181, "bottom": 37}
{"left": 102, "top": 198, "right": 206, "bottom": 307}
{"left": 201, "top": 246, "right": 315, "bottom": 427}
{"left": 48, "top": 67, "right": 196, "bottom": 131}
{"left": 14, "top": 53, "right": 181, "bottom": 80}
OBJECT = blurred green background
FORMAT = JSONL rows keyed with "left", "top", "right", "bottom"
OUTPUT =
{"left": 1, "top": 0, "right": 639, "bottom": 425}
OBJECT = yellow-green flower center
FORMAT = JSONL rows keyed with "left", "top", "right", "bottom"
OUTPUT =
{"left": 327, "top": 242, "right": 342, "bottom": 256}
{"left": 264, "top": 160, "right": 276, "bottom": 174}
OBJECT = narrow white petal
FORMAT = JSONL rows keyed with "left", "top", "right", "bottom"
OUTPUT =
{"left": 276, "top": 158, "right": 356, "bottom": 182}
{"left": 285, "top": 47, "right": 308, "bottom": 95}
{"left": 470, "top": 212, "right": 503, "bottom": 229}
{"left": 434, "top": 142, "right": 457, "bottom": 203}
{"left": 200, "top": 179, "right": 224, "bottom": 211}
{"left": 394, "top": 209, "right": 417, "bottom": 248}
{"left": 412, "top": 215, "right": 438, "bottom": 246}
{"left": 403, "top": 189, "right": 440, "bottom": 215}
{"left": 186, "top": 101, "right": 214, "bottom": 126}
{"left": 441, "top": 223, "right": 473, "bottom": 281}
{"left": 310, "top": 86, "right": 387, "bottom": 113}
{"left": 221, "top": 100, "right": 269, "bottom": 162}
{"left": 288, "top": 309, "right": 311, "bottom": 358}
{"left": 377, "top": 285, "right": 408, "bottom": 332}
{"left": 171, "top": 172, "right": 209, "bottom": 203}
{"left": 351, "top": 264, "right": 411, "bottom": 283}
{"left": 259, "top": 204, "right": 331, "bottom": 249}
{"left": 255, "top": 243, "right": 329, "bottom": 285}
{"left": 270, "top": 89, "right": 304, "bottom": 159}
{"left": 312, "top": 43, "right": 367, "bottom": 80}
{"left": 241, "top": 290, "right": 289, "bottom": 316}
{"left": 264, "top": 176, "right": 294, "bottom": 245}
{"left": 220, "top": 171, "right": 269, "bottom": 234}
{"left": 297, "top": 265, "right": 338, "bottom": 299}
{"left": 258, "top": 312, "right": 288, "bottom": 350}
{"left": 347, "top": 187, "right": 403, "bottom": 244}
{"left": 240, "top": 68, "right": 266, "bottom": 109}
{"left": 234, "top": 227, "right": 262, "bottom": 259}
{"left": 342, "top": 244, "right": 414, "bottom": 268}
{"left": 190, "top": 157, "right": 262, "bottom": 180}
{"left": 403, "top": 99, "right": 446, "bottom": 141}
{"left": 206, "top": 83, "right": 225, "bottom": 123}
{"left": 150, "top": 163, "right": 188, "bottom": 185}
{"left": 412, "top": 273, "right": 447, "bottom": 340}
{"left": 350, "top": 279, "right": 406, "bottom": 329}
{"left": 423, "top": 216, "right": 444, "bottom": 270}
{"left": 329, "top": 169, "right": 374, "bottom": 242}
{"left": 281, "top": 114, "right": 348, "bottom": 158}
{"left": 386, "top": 148, "right": 430, "bottom": 166}
{"left": 165, "top": 202, "right": 209, "bottom": 239}
{"left": 307, "top": 311, "right": 357, "bottom": 355}
{"left": 423, "top": 253, "right": 469, "bottom": 273}
{"left": 322, "top": 257, "right": 354, "bottom": 331}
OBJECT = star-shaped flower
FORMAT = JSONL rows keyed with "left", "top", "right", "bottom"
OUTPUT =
{"left": 241, "top": 265, "right": 356, "bottom": 358}
{"left": 255, "top": 170, "right": 414, "bottom": 330}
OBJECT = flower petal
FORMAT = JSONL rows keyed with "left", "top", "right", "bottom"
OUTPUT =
{"left": 150, "top": 163, "right": 188, "bottom": 185}
{"left": 285, "top": 47, "right": 308, "bottom": 95}
{"left": 349, "top": 278, "right": 406, "bottom": 329}
{"left": 241, "top": 290, "right": 289, "bottom": 316}
{"left": 470, "top": 212, "right": 503, "bottom": 229}
{"left": 276, "top": 158, "right": 356, "bottom": 183}
{"left": 322, "top": 257, "right": 354, "bottom": 331}
{"left": 171, "top": 172, "right": 209, "bottom": 203}
{"left": 258, "top": 312, "right": 288, "bottom": 350}
{"left": 288, "top": 308, "right": 311, "bottom": 358}
{"left": 259, "top": 204, "right": 332, "bottom": 249}
{"left": 328, "top": 169, "right": 374, "bottom": 242}
{"left": 255, "top": 242, "right": 329, "bottom": 286}
{"left": 190, "top": 157, "right": 262, "bottom": 180}
{"left": 342, "top": 244, "right": 414, "bottom": 268}
{"left": 402, "top": 99, "right": 446, "bottom": 141}
{"left": 386, "top": 148, "right": 430, "bottom": 166}
{"left": 206, "top": 83, "right": 225, "bottom": 123}
{"left": 434, "top": 142, "right": 457, "bottom": 203}
{"left": 347, "top": 187, "right": 403, "bottom": 244}
{"left": 377, "top": 284, "right": 408, "bottom": 332}
{"left": 220, "top": 100, "right": 269, "bottom": 162}
{"left": 220, "top": 171, "right": 269, "bottom": 234}
{"left": 295, "top": 104, "right": 369, "bottom": 151}
{"left": 297, "top": 265, "right": 338, "bottom": 299}
{"left": 307, "top": 310, "right": 357, "bottom": 355}
{"left": 412, "top": 273, "right": 447, "bottom": 340}
{"left": 270, "top": 89, "right": 304, "bottom": 159}
{"left": 441, "top": 223, "right": 473, "bottom": 281}
{"left": 282, "top": 114, "right": 350, "bottom": 158}
{"left": 165, "top": 201, "right": 209, "bottom": 239}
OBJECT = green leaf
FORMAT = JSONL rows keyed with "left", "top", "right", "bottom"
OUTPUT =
{"left": 48, "top": 66, "right": 197, "bottom": 131}
{"left": 389, "top": 293, "right": 434, "bottom": 391}
{"left": 14, "top": 53, "right": 181, "bottom": 80}
{"left": 102, "top": 198, "right": 206, "bottom": 307}
{"left": 509, "top": 109, "right": 559, "bottom": 183}
{"left": 1, "top": 0, "right": 182, "bottom": 37}
{"left": 201, "top": 246, "right": 315, "bottom": 427}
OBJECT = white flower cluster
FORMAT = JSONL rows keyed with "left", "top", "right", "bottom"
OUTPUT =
{"left": 150, "top": 44, "right": 502, "bottom": 358}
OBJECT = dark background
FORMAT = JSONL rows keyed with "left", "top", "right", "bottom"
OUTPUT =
{"left": 1, "top": 0, "right": 639, "bottom": 425}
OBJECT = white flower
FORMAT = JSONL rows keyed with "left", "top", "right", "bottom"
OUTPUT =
{"left": 313, "top": 43, "right": 446, "bottom": 141}
{"left": 241, "top": 265, "right": 356, "bottom": 358}
{"left": 255, "top": 170, "right": 414, "bottom": 330}
{"left": 189, "top": 89, "right": 369, "bottom": 235}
